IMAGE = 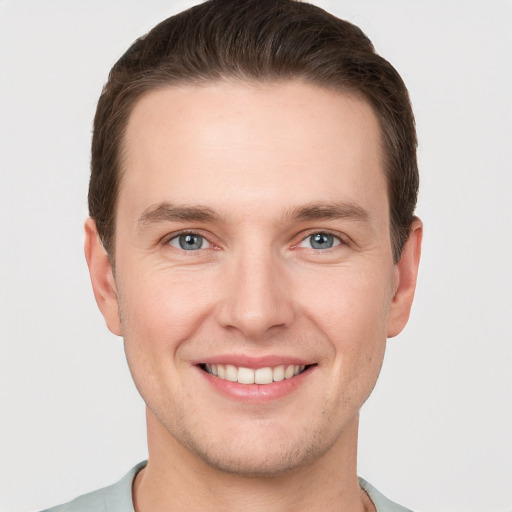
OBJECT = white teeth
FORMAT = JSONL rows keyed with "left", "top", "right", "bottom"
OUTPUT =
{"left": 273, "top": 365, "right": 285, "bottom": 382}
{"left": 255, "top": 367, "right": 273, "bottom": 384}
{"left": 284, "top": 365, "right": 295, "bottom": 379}
{"left": 237, "top": 367, "right": 255, "bottom": 384}
{"left": 225, "top": 364, "right": 238, "bottom": 382}
{"left": 204, "top": 363, "right": 307, "bottom": 384}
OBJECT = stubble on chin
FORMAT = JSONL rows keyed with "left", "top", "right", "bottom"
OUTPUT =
{"left": 148, "top": 402, "right": 356, "bottom": 479}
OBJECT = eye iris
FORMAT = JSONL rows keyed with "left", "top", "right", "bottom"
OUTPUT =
{"left": 179, "top": 234, "right": 203, "bottom": 250}
{"left": 311, "top": 233, "right": 333, "bottom": 249}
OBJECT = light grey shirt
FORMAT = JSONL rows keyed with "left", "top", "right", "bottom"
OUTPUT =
{"left": 40, "top": 461, "right": 413, "bottom": 512}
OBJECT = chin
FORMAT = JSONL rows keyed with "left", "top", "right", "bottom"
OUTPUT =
{"left": 188, "top": 440, "right": 324, "bottom": 477}
{"left": 169, "top": 417, "right": 343, "bottom": 478}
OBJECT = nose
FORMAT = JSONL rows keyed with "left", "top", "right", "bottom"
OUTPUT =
{"left": 216, "top": 248, "right": 295, "bottom": 340}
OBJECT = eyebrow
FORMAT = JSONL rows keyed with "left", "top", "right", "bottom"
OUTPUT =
{"left": 137, "top": 200, "right": 370, "bottom": 231}
{"left": 287, "top": 202, "right": 370, "bottom": 223}
{"left": 137, "top": 202, "right": 219, "bottom": 231}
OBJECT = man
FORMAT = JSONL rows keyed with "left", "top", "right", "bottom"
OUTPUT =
{"left": 44, "top": 0, "right": 422, "bottom": 510}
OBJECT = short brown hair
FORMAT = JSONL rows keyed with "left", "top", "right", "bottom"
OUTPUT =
{"left": 90, "top": 0, "right": 418, "bottom": 262}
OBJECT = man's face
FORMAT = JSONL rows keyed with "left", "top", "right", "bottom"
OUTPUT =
{"left": 88, "top": 81, "right": 418, "bottom": 475}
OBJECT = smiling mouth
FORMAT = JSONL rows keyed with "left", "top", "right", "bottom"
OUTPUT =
{"left": 199, "top": 363, "right": 313, "bottom": 385}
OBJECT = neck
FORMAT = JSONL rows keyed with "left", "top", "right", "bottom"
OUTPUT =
{"left": 134, "top": 408, "right": 370, "bottom": 512}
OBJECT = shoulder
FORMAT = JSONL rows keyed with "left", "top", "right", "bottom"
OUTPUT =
{"left": 39, "top": 462, "right": 147, "bottom": 512}
{"left": 359, "top": 477, "right": 414, "bottom": 512}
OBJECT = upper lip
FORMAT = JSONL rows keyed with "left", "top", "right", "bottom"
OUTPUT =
{"left": 192, "top": 354, "right": 315, "bottom": 369}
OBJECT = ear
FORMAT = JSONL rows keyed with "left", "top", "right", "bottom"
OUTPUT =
{"left": 387, "top": 218, "right": 423, "bottom": 338}
{"left": 84, "top": 218, "right": 122, "bottom": 336}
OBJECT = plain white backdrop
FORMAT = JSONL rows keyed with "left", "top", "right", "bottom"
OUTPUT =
{"left": 1, "top": 1, "right": 511, "bottom": 511}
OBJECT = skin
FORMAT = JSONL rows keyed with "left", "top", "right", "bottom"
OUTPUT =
{"left": 85, "top": 81, "right": 422, "bottom": 512}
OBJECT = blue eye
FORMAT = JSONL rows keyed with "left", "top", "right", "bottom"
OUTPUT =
{"left": 298, "top": 232, "right": 341, "bottom": 250}
{"left": 169, "top": 233, "right": 207, "bottom": 251}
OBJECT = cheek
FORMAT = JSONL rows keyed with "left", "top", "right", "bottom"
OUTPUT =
{"left": 117, "top": 268, "right": 218, "bottom": 358}
{"left": 301, "top": 265, "right": 393, "bottom": 334}
{"left": 295, "top": 263, "right": 394, "bottom": 382}
{"left": 115, "top": 270, "right": 216, "bottom": 411}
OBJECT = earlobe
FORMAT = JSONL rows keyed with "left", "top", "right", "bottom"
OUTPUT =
{"left": 387, "top": 218, "right": 423, "bottom": 338}
{"left": 84, "top": 218, "right": 122, "bottom": 336}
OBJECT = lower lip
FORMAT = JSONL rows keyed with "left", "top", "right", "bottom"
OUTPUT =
{"left": 197, "top": 366, "right": 314, "bottom": 403}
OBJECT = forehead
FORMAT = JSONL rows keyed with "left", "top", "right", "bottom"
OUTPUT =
{"left": 119, "top": 80, "right": 387, "bottom": 226}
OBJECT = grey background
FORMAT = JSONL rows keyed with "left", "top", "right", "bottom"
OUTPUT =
{"left": 1, "top": 1, "right": 511, "bottom": 511}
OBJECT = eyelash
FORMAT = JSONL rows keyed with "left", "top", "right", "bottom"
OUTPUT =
{"left": 164, "top": 229, "right": 347, "bottom": 252}
{"left": 293, "top": 229, "right": 345, "bottom": 251}
{"left": 164, "top": 230, "right": 216, "bottom": 251}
